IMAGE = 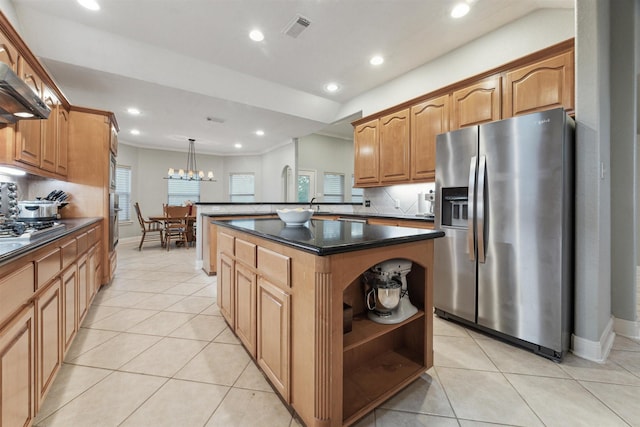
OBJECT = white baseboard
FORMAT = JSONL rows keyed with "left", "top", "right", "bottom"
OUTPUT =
{"left": 571, "top": 316, "right": 615, "bottom": 363}
{"left": 614, "top": 316, "right": 640, "bottom": 340}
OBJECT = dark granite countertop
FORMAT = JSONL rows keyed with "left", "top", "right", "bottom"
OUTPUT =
{"left": 213, "top": 218, "right": 443, "bottom": 256}
{"left": 202, "top": 211, "right": 435, "bottom": 224}
{"left": 0, "top": 218, "right": 102, "bottom": 265}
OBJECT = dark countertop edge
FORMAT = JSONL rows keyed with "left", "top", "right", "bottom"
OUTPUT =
{"left": 196, "top": 202, "right": 361, "bottom": 206}
{"left": 0, "top": 218, "right": 102, "bottom": 266}
{"left": 212, "top": 219, "right": 444, "bottom": 256}
{"left": 201, "top": 211, "right": 434, "bottom": 223}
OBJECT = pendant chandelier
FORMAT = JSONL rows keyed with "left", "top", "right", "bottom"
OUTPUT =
{"left": 165, "top": 138, "right": 215, "bottom": 181}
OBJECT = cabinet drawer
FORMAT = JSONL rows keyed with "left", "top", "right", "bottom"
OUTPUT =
{"left": 61, "top": 238, "right": 77, "bottom": 269}
{"left": 76, "top": 232, "right": 88, "bottom": 254}
{"left": 0, "top": 263, "right": 35, "bottom": 325}
{"left": 36, "top": 248, "right": 61, "bottom": 289}
{"left": 219, "top": 232, "right": 235, "bottom": 256}
{"left": 235, "top": 239, "right": 256, "bottom": 266}
{"left": 257, "top": 247, "right": 290, "bottom": 288}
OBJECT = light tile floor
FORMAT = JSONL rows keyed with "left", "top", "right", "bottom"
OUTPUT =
{"left": 34, "top": 240, "right": 640, "bottom": 427}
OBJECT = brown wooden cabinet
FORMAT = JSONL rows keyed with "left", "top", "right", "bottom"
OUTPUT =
{"left": 0, "top": 29, "right": 19, "bottom": 70}
{"left": 379, "top": 108, "right": 410, "bottom": 183}
{"left": 35, "top": 278, "right": 62, "bottom": 409}
{"left": 354, "top": 119, "right": 380, "bottom": 186}
{"left": 61, "top": 265, "right": 77, "bottom": 353}
{"left": 504, "top": 51, "right": 574, "bottom": 118}
{"left": 0, "top": 305, "right": 35, "bottom": 427}
{"left": 257, "top": 276, "right": 290, "bottom": 401}
{"left": 451, "top": 75, "right": 502, "bottom": 130}
{"left": 77, "top": 253, "right": 89, "bottom": 324}
{"left": 14, "top": 60, "right": 44, "bottom": 167}
{"left": 410, "top": 95, "right": 450, "bottom": 181}
{"left": 56, "top": 107, "right": 69, "bottom": 176}
{"left": 218, "top": 253, "right": 235, "bottom": 327}
{"left": 235, "top": 263, "right": 257, "bottom": 356}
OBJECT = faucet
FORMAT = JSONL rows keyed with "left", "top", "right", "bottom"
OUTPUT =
{"left": 309, "top": 197, "right": 317, "bottom": 210}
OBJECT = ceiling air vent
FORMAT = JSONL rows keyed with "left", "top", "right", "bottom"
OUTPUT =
{"left": 283, "top": 14, "right": 311, "bottom": 38}
{"left": 206, "top": 116, "right": 225, "bottom": 124}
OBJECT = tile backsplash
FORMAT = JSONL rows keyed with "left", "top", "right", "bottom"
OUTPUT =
{"left": 354, "top": 182, "right": 436, "bottom": 216}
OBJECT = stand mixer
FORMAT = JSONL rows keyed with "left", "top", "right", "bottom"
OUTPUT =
{"left": 363, "top": 258, "right": 418, "bottom": 324}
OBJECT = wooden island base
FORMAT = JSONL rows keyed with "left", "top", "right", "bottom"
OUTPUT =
{"left": 215, "top": 220, "right": 438, "bottom": 427}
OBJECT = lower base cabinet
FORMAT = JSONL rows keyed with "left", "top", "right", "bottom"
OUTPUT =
{"left": 235, "top": 263, "right": 256, "bottom": 357}
{"left": 0, "top": 306, "right": 35, "bottom": 427}
{"left": 0, "top": 221, "right": 103, "bottom": 427}
{"left": 36, "top": 279, "right": 63, "bottom": 409}
{"left": 256, "top": 277, "right": 290, "bottom": 402}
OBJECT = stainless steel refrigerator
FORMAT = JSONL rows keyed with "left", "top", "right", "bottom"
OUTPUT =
{"left": 434, "top": 108, "right": 574, "bottom": 361}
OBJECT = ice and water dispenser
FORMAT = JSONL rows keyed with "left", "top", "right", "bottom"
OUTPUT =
{"left": 440, "top": 187, "right": 468, "bottom": 228}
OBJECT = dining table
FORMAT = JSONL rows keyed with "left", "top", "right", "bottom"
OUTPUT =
{"left": 149, "top": 215, "right": 197, "bottom": 245}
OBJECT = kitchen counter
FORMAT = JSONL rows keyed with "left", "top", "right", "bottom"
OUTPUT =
{"left": 0, "top": 218, "right": 102, "bottom": 265}
{"left": 201, "top": 210, "right": 435, "bottom": 223}
{"left": 212, "top": 218, "right": 442, "bottom": 256}
{"left": 215, "top": 219, "right": 442, "bottom": 426}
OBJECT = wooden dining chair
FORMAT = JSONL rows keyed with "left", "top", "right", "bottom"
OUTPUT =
{"left": 164, "top": 205, "right": 190, "bottom": 250}
{"left": 134, "top": 202, "right": 164, "bottom": 250}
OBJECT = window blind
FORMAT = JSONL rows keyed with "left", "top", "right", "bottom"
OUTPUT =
{"left": 115, "top": 166, "right": 131, "bottom": 221}
{"left": 323, "top": 173, "right": 344, "bottom": 202}
{"left": 351, "top": 175, "right": 363, "bottom": 203}
{"left": 167, "top": 175, "right": 200, "bottom": 205}
{"left": 229, "top": 173, "right": 255, "bottom": 202}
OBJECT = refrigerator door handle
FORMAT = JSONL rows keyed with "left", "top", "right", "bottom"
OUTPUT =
{"left": 477, "top": 155, "right": 487, "bottom": 263}
{"left": 467, "top": 156, "right": 477, "bottom": 261}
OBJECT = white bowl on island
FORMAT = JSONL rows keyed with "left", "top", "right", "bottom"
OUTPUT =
{"left": 276, "top": 208, "right": 314, "bottom": 226}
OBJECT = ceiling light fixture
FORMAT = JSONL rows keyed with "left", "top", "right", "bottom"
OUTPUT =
{"left": 451, "top": 2, "right": 470, "bottom": 18}
{"left": 77, "top": 0, "right": 100, "bottom": 11}
{"left": 165, "top": 138, "right": 215, "bottom": 181}
{"left": 370, "top": 55, "right": 384, "bottom": 66}
{"left": 255, "top": 130, "right": 264, "bottom": 136}
{"left": 324, "top": 82, "right": 340, "bottom": 93}
{"left": 249, "top": 29, "right": 264, "bottom": 42}
{"left": 130, "top": 129, "right": 140, "bottom": 135}
{"left": 235, "top": 143, "right": 242, "bottom": 149}
{"left": 127, "top": 107, "right": 140, "bottom": 115}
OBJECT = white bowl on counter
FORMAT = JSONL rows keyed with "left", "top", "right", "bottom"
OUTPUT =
{"left": 276, "top": 208, "right": 314, "bottom": 226}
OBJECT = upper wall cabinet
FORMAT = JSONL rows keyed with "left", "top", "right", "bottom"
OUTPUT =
{"left": 0, "top": 31, "right": 18, "bottom": 71}
{"left": 353, "top": 39, "right": 574, "bottom": 187}
{"left": 379, "top": 108, "right": 410, "bottom": 183}
{"left": 503, "top": 51, "right": 574, "bottom": 118}
{"left": 0, "top": 16, "right": 71, "bottom": 180}
{"left": 410, "top": 95, "right": 450, "bottom": 181}
{"left": 451, "top": 75, "right": 502, "bottom": 130}
{"left": 14, "top": 59, "right": 44, "bottom": 168}
{"left": 354, "top": 119, "right": 380, "bottom": 186}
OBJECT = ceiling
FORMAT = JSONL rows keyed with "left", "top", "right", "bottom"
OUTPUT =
{"left": 8, "top": 0, "right": 574, "bottom": 156}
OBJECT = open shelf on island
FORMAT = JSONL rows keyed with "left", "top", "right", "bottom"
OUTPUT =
{"left": 342, "top": 347, "right": 425, "bottom": 424}
{"left": 343, "top": 311, "right": 425, "bottom": 352}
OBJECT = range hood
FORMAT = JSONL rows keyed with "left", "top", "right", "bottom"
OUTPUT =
{"left": 0, "top": 62, "right": 51, "bottom": 124}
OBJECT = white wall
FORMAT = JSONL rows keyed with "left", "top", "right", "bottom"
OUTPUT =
{"left": 0, "top": 1, "right": 20, "bottom": 30}
{"left": 336, "top": 8, "right": 575, "bottom": 120}
{"left": 261, "top": 141, "right": 295, "bottom": 202}
{"left": 298, "top": 134, "right": 354, "bottom": 201}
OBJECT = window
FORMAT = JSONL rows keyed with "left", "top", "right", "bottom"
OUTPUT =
{"left": 323, "top": 173, "right": 344, "bottom": 202}
{"left": 297, "top": 169, "right": 316, "bottom": 203}
{"left": 229, "top": 173, "right": 255, "bottom": 202}
{"left": 351, "top": 175, "right": 363, "bottom": 203}
{"left": 167, "top": 175, "right": 200, "bottom": 205}
{"left": 115, "top": 166, "right": 131, "bottom": 221}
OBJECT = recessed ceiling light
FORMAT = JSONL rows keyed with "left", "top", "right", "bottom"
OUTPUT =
{"left": 255, "top": 130, "right": 264, "bottom": 136}
{"left": 235, "top": 143, "right": 242, "bottom": 149}
{"left": 249, "top": 29, "right": 264, "bottom": 42}
{"left": 324, "top": 82, "right": 340, "bottom": 93}
{"left": 451, "top": 2, "right": 470, "bottom": 18}
{"left": 77, "top": 0, "right": 100, "bottom": 11}
{"left": 127, "top": 107, "right": 140, "bottom": 115}
{"left": 130, "top": 129, "right": 140, "bottom": 135}
{"left": 370, "top": 55, "right": 384, "bottom": 66}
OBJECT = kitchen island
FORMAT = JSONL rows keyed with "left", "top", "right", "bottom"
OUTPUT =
{"left": 213, "top": 218, "right": 443, "bottom": 426}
